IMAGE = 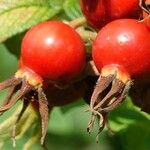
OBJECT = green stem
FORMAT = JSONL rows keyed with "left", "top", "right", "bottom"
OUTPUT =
{"left": 76, "top": 27, "right": 97, "bottom": 42}
{"left": 69, "top": 17, "right": 87, "bottom": 29}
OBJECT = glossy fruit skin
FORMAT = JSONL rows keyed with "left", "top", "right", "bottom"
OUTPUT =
{"left": 92, "top": 19, "right": 150, "bottom": 78}
{"left": 80, "top": 0, "right": 142, "bottom": 29}
{"left": 21, "top": 21, "right": 86, "bottom": 81}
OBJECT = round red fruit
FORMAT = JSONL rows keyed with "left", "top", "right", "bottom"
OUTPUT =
{"left": 92, "top": 19, "right": 150, "bottom": 78}
{"left": 80, "top": 0, "right": 142, "bottom": 29}
{"left": 0, "top": 21, "right": 86, "bottom": 145}
{"left": 86, "top": 19, "right": 150, "bottom": 136}
{"left": 21, "top": 21, "right": 86, "bottom": 81}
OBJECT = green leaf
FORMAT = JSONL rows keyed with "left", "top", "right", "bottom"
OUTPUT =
{"left": 60, "top": 99, "right": 85, "bottom": 114}
{"left": 48, "top": 0, "right": 64, "bottom": 10}
{"left": 63, "top": 0, "right": 82, "bottom": 20}
{"left": 111, "top": 121, "right": 150, "bottom": 150}
{"left": 0, "top": 43, "right": 17, "bottom": 80}
{"left": 0, "top": 0, "right": 60, "bottom": 42}
{"left": 4, "top": 32, "right": 24, "bottom": 57}
{"left": 109, "top": 98, "right": 150, "bottom": 132}
{"left": 48, "top": 107, "right": 74, "bottom": 134}
{"left": 49, "top": 105, "right": 106, "bottom": 139}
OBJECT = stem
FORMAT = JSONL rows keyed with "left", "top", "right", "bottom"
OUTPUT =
{"left": 69, "top": 17, "right": 87, "bottom": 29}
{"left": 85, "top": 61, "right": 100, "bottom": 76}
{"left": 76, "top": 27, "right": 97, "bottom": 42}
{"left": 68, "top": 17, "right": 97, "bottom": 42}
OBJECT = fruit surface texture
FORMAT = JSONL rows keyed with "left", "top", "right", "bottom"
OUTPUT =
{"left": 93, "top": 19, "right": 150, "bottom": 78}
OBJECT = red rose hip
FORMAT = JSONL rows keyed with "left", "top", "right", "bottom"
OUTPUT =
{"left": 87, "top": 19, "right": 150, "bottom": 137}
{"left": 93, "top": 19, "right": 150, "bottom": 78}
{"left": 80, "top": 0, "right": 143, "bottom": 29}
{"left": 21, "top": 21, "right": 86, "bottom": 81}
{"left": 0, "top": 21, "right": 86, "bottom": 145}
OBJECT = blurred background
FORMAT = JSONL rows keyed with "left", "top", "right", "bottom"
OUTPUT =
{"left": 0, "top": 0, "right": 149, "bottom": 150}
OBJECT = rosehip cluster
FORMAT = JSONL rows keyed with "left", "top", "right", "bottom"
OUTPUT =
{"left": 0, "top": 0, "right": 150, "bottom": 147}
{"left": 80, "top": 0, "right": 150, "bottom": 135}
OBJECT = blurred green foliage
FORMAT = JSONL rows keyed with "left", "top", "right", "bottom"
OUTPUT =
{"left": 0, "top": 0, "right": 149, "bottom": 150}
